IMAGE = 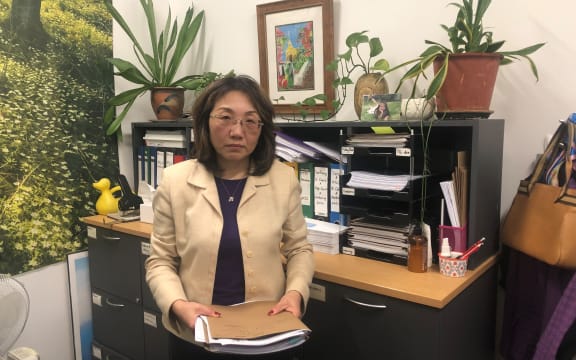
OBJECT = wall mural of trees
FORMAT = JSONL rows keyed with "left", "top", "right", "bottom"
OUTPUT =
{"left": 0, "top": 0, "right": 118, "bottom": 274}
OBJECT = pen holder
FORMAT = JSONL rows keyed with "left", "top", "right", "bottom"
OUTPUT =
{"left": 438, "top": 225, "right": 467, "bottom": 253}
{"left": 438, "top": 254, "right": 468, "bottom": 277}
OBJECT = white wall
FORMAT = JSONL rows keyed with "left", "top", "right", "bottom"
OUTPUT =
{"left": 113, "top": 0, "right": 576, "bottom": 218}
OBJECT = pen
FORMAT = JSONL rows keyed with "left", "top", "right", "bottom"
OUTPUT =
{"left": 458, "top": 237, "right": 486, "bottom": 260}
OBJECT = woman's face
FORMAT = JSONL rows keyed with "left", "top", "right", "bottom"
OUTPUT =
{"left": 208, "top": 90, "right": 262, "bottom": 167}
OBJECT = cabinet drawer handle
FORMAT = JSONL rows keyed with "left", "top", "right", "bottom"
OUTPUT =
{"left": 105, "top": 298, "right": 126, "bottom": 308}
{"left": 102, "top": 235, "right": 121, "bottom": 241}
{"left": 344, "top": 296, "right": 387, "bottom": 309}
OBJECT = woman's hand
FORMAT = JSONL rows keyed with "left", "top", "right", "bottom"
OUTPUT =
{"left": 268, "top": 290, "right": 302, "bottom": 318}
{"left": 170, "top": 299, "right": 221, "bottom": 329}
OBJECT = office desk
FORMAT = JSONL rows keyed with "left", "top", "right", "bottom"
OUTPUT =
{"left": 83, "top": 215, "right": 498, "bottom": 359}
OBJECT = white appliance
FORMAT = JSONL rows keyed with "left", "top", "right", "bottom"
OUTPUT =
{"left": 0, "top": 274, "right": 39, "bottom": 360}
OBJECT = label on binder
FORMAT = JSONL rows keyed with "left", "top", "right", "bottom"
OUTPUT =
{"left": 342, "top": 187, "right": 355, "bottom": 196}
{"left": 396, "top": 147, "right": 411, "bottom": 157}
{"left": 341, "top": 146, "right": 354, "bottom": 155}
{"left": 342, "top": 246, "right": 355, "bottom": 255}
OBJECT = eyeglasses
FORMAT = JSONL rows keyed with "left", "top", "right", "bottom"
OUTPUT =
{"left": 210, "top": 114, "right": 263, "bottom": 132}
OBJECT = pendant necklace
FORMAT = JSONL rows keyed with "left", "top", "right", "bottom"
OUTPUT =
{"left": 218, "top": 178, "right": 244, "bottom": 203}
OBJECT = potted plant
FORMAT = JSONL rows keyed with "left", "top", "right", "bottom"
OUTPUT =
{"left": 389, "top": 0, "right": 545, "bottom": 115}
{"left": 289, "top": 31, "right": 391, "bottom": 120}
{"left": 103, "top": 0, "right": 230, "bottom": 136}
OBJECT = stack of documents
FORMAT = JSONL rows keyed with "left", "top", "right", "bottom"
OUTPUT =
{"left": 143, "top": 129, "right": 187, "bottom": 148}
{"left": 346, "top": 133, "right": 410, "bottom": 148}
{"left": 302, "top": 141, "right": 340, "bottom": 162}
{"left": 275, "top": 131, "right": 323, "bottom": 162}
{"left": 345, "top": 171, "right": 418, "bottom": 192}
{"left": 195, "top": 301, "right": 310, "bottom": 355}
{"left": 306, "top": 218, "right": 348, "bottom": 255}
{"left": 344, "top": 217, "right": 412, "bottom": 265}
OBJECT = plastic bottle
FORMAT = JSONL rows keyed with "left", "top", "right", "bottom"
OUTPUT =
{"left": 440, "top": 237, "right": 451, "bottom": 257}
{"left": 408, "top": 227, "right": 428, "bottom": 273}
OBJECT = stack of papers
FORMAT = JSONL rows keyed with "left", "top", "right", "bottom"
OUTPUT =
{"left": 195, "top": 301, "right": 310, "bottom": 355}
{"left": 275, "top": 131, "right": 323, "bottom": 162}
{"left": 345, "top": 171, "right": 419, "bottom": 192}
{"left": 346, "top": 133, "right": 410, "bottom": 148}
{"left": 302, "top": 141, "right": 340, "bottom": 162}
{"left": 306, "top": 218, "right": 348, "bottom": 255}
{"left": 346, "top": 217, "right": 411, "bottom": 258}
{"left": 143, "top": 129, "right": 188, "bottom": 148}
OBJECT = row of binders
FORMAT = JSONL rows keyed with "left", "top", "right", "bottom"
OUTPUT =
{"left": 275, "top": 131, "right": 347, "bottom": 226}
{"left": 138, "top": 130, "right": 189, "bottom": 188}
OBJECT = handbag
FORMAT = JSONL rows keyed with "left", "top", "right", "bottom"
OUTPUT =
{"left": 502, "top": 117, "right": 576, "bottom": 269}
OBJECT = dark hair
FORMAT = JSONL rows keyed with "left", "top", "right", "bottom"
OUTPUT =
{"left": 191, "top": 75, "right": 277, "bottom": 176}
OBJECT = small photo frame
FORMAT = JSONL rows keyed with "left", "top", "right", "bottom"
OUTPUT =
{"left": 360, "top": 94, "right": 402, "bottom": 121}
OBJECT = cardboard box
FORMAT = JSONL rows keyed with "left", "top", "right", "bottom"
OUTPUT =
{"left": 140, "top": 202, "right": 154, "bottom": 224}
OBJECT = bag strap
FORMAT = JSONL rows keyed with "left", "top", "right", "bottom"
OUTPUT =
{"left": 522, "top": 119, "right": 576, "bottom": 205}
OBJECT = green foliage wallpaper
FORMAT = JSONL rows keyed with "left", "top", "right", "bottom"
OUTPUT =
{"left": 0, "top": 0, "right": 118, "bottom": 274}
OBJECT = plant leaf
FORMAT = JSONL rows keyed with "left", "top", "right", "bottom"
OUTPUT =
{"left": 105, "top": 97, "right": 137, "bottom": 136}
{"left": 369, "top": 37, "right": 383, "bottom": 57}
{"left": 107, "top": 87, "right": 148, "bottom": 106}
{"left": 372, "top": 59, "right": 390, "bottom": 72}
{"left": 427, "top": 55, "right": 449, "bottom": 100}
{"left": 108, "top": 58, "right": 150, "bottom": 85}
{"left": 499, "top": 43, "right": 546, "bottom": 57}
{"left": 345, "top": 31, "right": 368, "bottom": 48}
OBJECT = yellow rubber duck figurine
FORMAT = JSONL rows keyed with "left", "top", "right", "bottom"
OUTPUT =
{"left": 93, "top": 178, "right": 122, "bottom": 215}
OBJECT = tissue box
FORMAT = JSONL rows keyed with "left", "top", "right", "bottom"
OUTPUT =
{"left": 140, "top": 202, "right": 154, "bottom": 224}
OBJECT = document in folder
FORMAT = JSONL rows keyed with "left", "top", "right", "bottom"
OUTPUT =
{"left": 195, "top": 300, "right": 310, "bottom": 355}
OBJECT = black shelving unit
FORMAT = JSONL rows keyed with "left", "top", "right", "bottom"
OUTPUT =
{"left": 131, "top": 120, "right": 194, "bottom": 188}
{"left": 276, "top": 119, "right": 504, "bottom": 269}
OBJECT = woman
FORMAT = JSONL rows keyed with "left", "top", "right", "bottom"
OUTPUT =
{"left": 374, "top": 101, "right": 390, "bottom": 120}
{"left": 145, "top": 75, "right": 315, "bottom": 359}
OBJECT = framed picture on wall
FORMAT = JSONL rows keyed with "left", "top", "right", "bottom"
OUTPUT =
{"left": 257, "top": 0, "right": 335, "bottom": 115}
{"left": 67, "top": 250, "right": 92, "bottom": 360}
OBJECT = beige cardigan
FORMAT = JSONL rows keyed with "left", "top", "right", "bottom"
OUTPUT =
{"left": 145, "top": 159, "right": 315, "bottom": 342}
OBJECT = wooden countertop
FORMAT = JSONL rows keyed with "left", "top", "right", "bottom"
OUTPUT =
{"left": 82, "top": 215, "right": 498, "bottom": 309}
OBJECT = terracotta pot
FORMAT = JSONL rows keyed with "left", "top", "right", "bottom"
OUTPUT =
{"left": 150, "top": 87, "right": 185, "bottom": 120}
{"left": 433, "top": 53, "right": 502, "bottom": 113}
{"left": 354, "top": 73, "right": 389, "bottom": 118}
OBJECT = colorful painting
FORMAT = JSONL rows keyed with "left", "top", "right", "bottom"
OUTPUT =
{"left": 257, "top": 0, "right": 334, "bottom": 115}
{"left": 275, "top": 21, "right": 314, "bottom": 91}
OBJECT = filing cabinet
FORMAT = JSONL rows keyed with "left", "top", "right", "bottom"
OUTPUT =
{"left": 140, "top": 241, "right": 171, "bottom": 360}
{"left": 92, "top": 341, "right": 131, "bottom": 360}
{"left": 87, "top": 226, "right": 171, "bottom": 360}
{"left": 303, "top": 268, "right": 497, "bottom": 360}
